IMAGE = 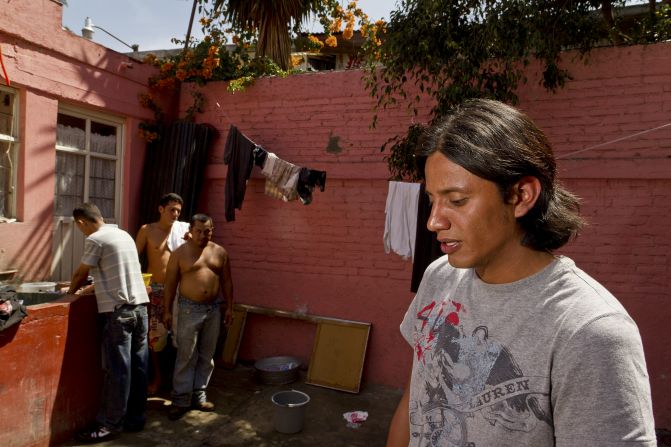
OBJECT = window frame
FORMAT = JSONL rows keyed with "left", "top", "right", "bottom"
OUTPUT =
{"left": 0, "top": 85, "right": 19, "bottom": 219}
{"left": 55, "top": 105, "right": 124, "bottom": 223}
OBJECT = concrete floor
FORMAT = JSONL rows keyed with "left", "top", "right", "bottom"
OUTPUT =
{"left": 58, "top": 364, "right": 403, "bottom": 447}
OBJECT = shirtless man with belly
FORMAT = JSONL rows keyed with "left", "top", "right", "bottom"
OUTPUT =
{"left": 135, "top": 193, "right": 190, "bottom": 394}
{"left": 162, "top": 213, "right": 233, "bottom": 420}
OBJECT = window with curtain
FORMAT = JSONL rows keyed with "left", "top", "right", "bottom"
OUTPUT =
{"left": 0, "top": 87, "right": 18, "bottom": 220}
{"left": 54, "top": 109, "right": 121, "bottom": 221}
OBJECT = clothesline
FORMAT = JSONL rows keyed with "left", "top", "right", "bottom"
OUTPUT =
{"left": 223, "top": 124, "right": 327, "bottom": 222}
{"left": 558, "top": 121, "right": 671, "bottom": 160}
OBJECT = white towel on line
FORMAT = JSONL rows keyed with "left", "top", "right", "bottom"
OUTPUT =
{"left": 384, "top": 181, "right": 421, "bottom": 261}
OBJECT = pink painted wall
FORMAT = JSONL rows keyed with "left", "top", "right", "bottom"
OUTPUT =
{"left": 186, "top": 43, "right": 671, "bottom": 426}
{"left": 0, "top": 0, "right": 157, "bottom": 279}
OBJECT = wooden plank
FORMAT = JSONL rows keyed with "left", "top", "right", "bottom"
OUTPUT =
{"left": 237, "top": 303, "right": 368, "bottom": 327}
{"left": 306, "top": 320, "right": 371, "bottom": 393}
{"left": 219, "top": 307, "right": 247, "bottom": 368}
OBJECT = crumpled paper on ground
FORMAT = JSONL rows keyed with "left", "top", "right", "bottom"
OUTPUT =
{"left": 343, "top": 411, "right": 368, "bottom": 428}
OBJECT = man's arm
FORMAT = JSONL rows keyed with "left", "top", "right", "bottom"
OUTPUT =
{"left": 162, "top": 250, "right": 181, "bottom": 330}
{"left": 219, "top": 249, "right": 234, "bottom": 326}
{"left": 67, "top": 263, "right": 91, "bottom": 295}
{"left": 386, "top": 377, "right": 410, "bottom": 447}
{"left": 135, "top": 224, "right": 148, "bottom": 255}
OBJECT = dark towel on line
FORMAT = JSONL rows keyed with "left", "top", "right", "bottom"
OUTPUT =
{"left": 223, "top": 125, "right": 255, "bottom": 222}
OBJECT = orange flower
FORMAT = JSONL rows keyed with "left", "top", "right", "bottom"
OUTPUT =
{"left": 291, "top": 55, "right": 304, "bottom": 68}
{"left": 143, "top": 54, "right": 157, "bottom": 64}
{"left": 160, "top": 62, "right": 174, "bottom": 73}
{"left": 343, "top": 26, "right": 354, "bottom": 40}
{"left": 175, "top": 69, "right": 187, "bottom": 81}
{"left": 329, "top": 18, "right": 342, "bottom": 33}
{"left": 325, "top": 35, "right": 337, "bottom": 47}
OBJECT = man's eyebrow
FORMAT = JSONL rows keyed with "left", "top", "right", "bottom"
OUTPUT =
{"left": 427, "top": 186, "right": 467, "bottom": 195}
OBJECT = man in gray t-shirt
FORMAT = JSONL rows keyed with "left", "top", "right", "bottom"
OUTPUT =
{"left": 68, "top": 203, "right": 150, "bottom": 443}
{"left": 386, "top": 100, "right": 656, "bottom": 446}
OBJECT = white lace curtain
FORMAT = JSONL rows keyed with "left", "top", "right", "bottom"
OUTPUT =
{"left": 54, "top": 123, "right": 116, "bottom": 218}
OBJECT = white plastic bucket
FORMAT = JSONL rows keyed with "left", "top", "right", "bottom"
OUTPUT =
{"left": 271, "top": 390, "right": 310, "bottom": 434}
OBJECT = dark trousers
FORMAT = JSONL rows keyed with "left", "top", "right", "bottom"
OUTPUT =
{"left": 97, "top": 304, "right": 149, "bottom": 432}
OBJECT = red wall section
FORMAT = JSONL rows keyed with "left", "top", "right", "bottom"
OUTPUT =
{"left": 0, "top": 295, "right": 101, "bottom": 447}
{"left": 189, "top": 43, "right": 671, "bottom": 426}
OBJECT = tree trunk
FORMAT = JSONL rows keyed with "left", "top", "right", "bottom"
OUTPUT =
{"left": 600, "top": 0, "right": 624, "bottom": 45}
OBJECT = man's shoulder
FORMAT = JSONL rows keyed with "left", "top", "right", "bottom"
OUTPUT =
{"left": 172, "top": 240, "right": 194, "bottom": 256}
{"left": 208, "top": 241, "right": 226, "bottom": 254}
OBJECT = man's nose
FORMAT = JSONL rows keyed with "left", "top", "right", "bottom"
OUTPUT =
{"left": 427, "top": 205, "right": 449, "bottom": 232}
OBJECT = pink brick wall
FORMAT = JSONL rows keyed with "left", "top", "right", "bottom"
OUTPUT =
{"left": 189, "top": 42, "right": 671, "bottom": 427}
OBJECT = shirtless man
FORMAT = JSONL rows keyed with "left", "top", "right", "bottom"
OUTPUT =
{"left": 135, "top": 193, "right": 190, "bottom": 394}
{"left": 162, "top": 213, "right": 234, "bottom": 420}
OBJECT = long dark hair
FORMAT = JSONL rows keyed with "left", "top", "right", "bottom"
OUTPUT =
{"left": 420, "top": 99, "right": 583, "bottom": 251}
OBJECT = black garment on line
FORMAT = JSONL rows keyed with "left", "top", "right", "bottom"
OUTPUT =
{"left": 411, "top": 182, "right": 443, "bottom": 292}
{"left": 252, "top": 146, "right": 267, "bottom": 168}
{"left": 296, "top": 168, "right": 327, "bottom": 205}
{"left": 224, "top": 125, "right": 256, "bottom": 222}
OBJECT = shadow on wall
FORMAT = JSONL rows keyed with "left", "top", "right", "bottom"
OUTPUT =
{"left": 6, "top": 202, "right": 55, "bottom": 281}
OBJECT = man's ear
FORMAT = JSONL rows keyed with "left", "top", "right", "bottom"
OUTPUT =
{"left": 512, "top": 176, "right": 542, "bottom": 218}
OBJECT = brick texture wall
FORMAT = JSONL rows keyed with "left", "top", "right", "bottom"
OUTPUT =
{"left": 186, "top": 42, "right": 671, "bottom": 427}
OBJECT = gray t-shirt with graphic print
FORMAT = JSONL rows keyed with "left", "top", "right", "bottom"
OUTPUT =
{"left": 400, "top": 255, "right": 655, "bottom": 447}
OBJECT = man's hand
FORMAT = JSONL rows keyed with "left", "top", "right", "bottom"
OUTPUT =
{"left": 223, "top": 308, "right": 233, "bottom": 327}
{"left": 182, "top": 231, "right": 191, "bottom": 241}
{"left": 163, "top": 311, "right": 172, "bottom": 330}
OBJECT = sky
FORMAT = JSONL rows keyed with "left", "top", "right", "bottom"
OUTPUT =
{"left": 61, "top": 0, "right": 397, "bottom": 54}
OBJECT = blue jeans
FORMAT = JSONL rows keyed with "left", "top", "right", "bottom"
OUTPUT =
{"left": 97, "top": 304, "right": 149, "bottom": 432}
{"left": 171, "top": 297, "right": 220, "bottom": 407}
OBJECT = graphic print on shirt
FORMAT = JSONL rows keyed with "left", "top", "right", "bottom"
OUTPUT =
{"left": 410, "top": 297, "right": 552, "bottom": 446}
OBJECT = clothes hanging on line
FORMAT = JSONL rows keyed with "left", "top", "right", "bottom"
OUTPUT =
{"left": 223, "top": 124, "right": 329, "bottom": 220}
{"left": 252, "top": 146, "right": 267, "bottom": 167}
{"left": 384, "top": 181, "right": 421, "bottom": 261}
{"left": 261, "top": 152, "right": 301, "bottom": 201}
{"left": 223, "top": 125, "right": 256, "bottom": 222}
{"left": 296, "top": 168, "right": 327, "bottom": 205}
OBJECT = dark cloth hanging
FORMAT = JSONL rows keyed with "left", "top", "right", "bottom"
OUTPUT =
{"left": 252, "top": 146, "right": 268, "bottom": 168}
{"left": 136, "top": 121, "right": 214, "bottom": 234}
{"left": 296, "top": 168, "right": 327, "bottom": 205}
{"left": 411, "top": 183, "right": 444, "bottom": 292}
{"left": 224, "top": 125, "right": 256, "bottom": 222}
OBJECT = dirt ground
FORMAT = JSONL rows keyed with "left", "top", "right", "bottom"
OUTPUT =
{"left": 58, "top": 363, "right": 403, "bottom": 447}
